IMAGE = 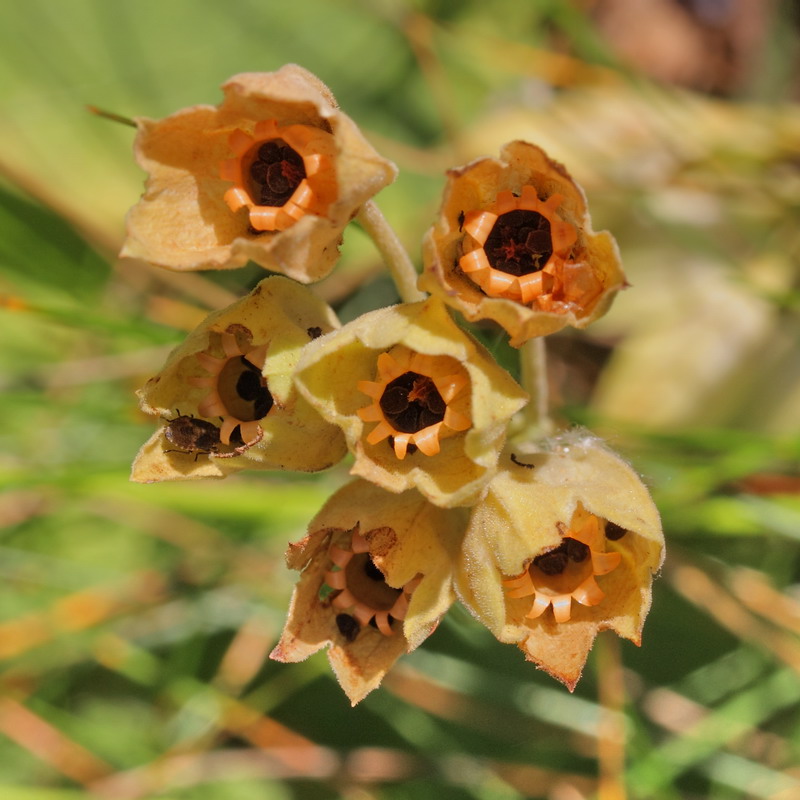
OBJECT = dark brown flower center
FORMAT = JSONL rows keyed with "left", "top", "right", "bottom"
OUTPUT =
{"left": 379, "top": 371, "right": 446, "bottom": 434}
{"left": 246, "top": 139, "right": 306, "bottom": 207}
{"left": 217, "top": 356, "right": 274, "bottom": 421}
{"left": 344, "top": 553, "right": 402, "bottom": 612}
{"left": 532, "top": 538, "right": 589, "bottom": 576}
{"left": 485, "top": 209, "right": 553, "bottom": 276}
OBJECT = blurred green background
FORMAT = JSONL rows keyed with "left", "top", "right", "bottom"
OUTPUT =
{"left": 1, "top": 1, "right": 799, "bottom": 798}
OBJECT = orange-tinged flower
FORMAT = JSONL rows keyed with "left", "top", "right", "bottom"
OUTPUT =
{"left": 271, "top": 479, "right": 466, "bottom": 705}
{"left": 420, "top": 141, "right": 626, "bottom": 346}
{"left": 455, "top": 432, "right": 663, "bottom": 689}
{"left": 131, "top": 277, "right": 347, "bottom": 482}
{"left": 121, "top": 65, "right": 396, "bottom": 283}
{"left": 294, "top": 299, "right": 528, "bottom": 507}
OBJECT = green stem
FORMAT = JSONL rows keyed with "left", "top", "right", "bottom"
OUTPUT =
{"left": 87, "top": 105, "right": 137, "bottom": 128}
{"left": 519, "top": 337, "right": 554, "bottom": 438}
{"left": 356, "top": 200, "right": 427, "bottom": 304}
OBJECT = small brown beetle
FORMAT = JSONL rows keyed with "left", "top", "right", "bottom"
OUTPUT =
{"left": 163, "top": 414, "right": 263, "bottom": 459}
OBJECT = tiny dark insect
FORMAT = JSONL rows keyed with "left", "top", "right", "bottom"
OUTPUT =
{"left": 510, "top": 453, "right": 535, "bottom": 469}
{"left": 458, "top": 210, "right": 465, "bottom": 231}
{"left": 335, "top": 613, "right": 360, "bottom": 643}
{"left": 163, "top": 414, "right": 263, "bottom": 459}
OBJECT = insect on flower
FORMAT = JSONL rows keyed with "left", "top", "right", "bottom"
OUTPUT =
{"left": 163, "top": 413, "right": 263, "bottom": 459}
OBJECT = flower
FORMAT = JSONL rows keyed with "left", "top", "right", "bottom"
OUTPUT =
{"left": 131, "top": 276, "right": 347, "bottom": 482}
{"left": 357, "top": 346, "right": 471, "bottom": 460}
{"left": 271, "top": 479, "right": 466, "bottom": 705}
{"left": 455, "top": 431, "right": 663, "bottom": 689}
{"left": 121, "top": 64, "right": 397, "bottom": 283}
{"left": 294, "top": 299, "right": 528, "bottom": 507}
{"left": 420, "top": 140, "right": 627, "bottom": 346}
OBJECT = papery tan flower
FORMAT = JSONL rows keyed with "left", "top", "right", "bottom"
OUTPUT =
{"left": 455, "top": 431, "right": 663, "bottom": 689}
{"left": 131, "top": 277, "right": 346, "bottom": 482}
{"left": 271, "top": 479, "right": 466, "bottom": 705}
{"left": 420, "top": 141, "right": 626, "bottom": 346}
{"left": 294, "top": 299, "right": 528, "bottom": 507}
{"left": 121, "top": 64, "right": 397, "bottom": 282}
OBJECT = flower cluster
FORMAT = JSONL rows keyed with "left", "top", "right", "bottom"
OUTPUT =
{"left": 123, "top": 65, "right": 663, "bottom": 704}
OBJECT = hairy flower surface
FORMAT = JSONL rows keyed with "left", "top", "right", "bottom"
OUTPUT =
{"left": 294, "top": 299, "right": 528, "bottom": 507}
{"left": 456, "top": 432, "right": 663, "bottom": 689}
{"left": 121, "top": 64, "right": 396, "bottom": 282}
{"left": 131, "top": 277, "right": 346, "bottom": 482}
{"left": 271, "top": 479, "right": 466, "bottom": 704}
{"left": 420, "top": 141, "right": 626, "bottom": 346}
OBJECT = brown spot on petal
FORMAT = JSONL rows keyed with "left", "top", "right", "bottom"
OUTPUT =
{"left": 362, "top": 527, "right": 397, "bottom": 560}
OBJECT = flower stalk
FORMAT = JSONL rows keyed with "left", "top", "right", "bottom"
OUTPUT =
{"left": 357, "top": 200, "right": 427, "bottom": 304}
{"left": 518, "top": 336, "right": 554, "bottom": 439}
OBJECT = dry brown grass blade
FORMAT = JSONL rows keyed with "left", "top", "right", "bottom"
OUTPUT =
{"left": 0, "top": 697, "right": 114, "bottom": 784}
{"left": 727, "top": 566, "right": 800, "bottom": 637}
{"left": 667, "top": 558, "right": 800, "bottom": 673}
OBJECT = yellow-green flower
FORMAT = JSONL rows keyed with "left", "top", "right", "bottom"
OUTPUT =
{"left": 131, "top": 277, "right": 346, "bottom": 482}
{"left": 420, "top": 141, "right": 626, "bottom": 346}
{"left": 271, "top": 479, "right": 466, "bottom": 705}
{"left": 455, "top": 432, "right": 663, "bottom": 689}
{"left": 294, "top": 299, "right": 528, "bottom": 507}
{"left": 121, "top": 64, "right": 397, "bottom": 283}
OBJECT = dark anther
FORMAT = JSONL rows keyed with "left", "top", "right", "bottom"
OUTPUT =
{"left": 236, "top": 365, "right": 263, "bottom": 401}
{"left": 249, "top": 160, "right": 269, "bottom": 184}
{"left": 335, "top": 613, "right": 360, "bottom": 643}
{"left": 484, "top": 209, "right": 553, "bottom": 276}
{"left": 379, "top": 371, "right": 446, "bottom": 434}
{"left": 307, "top": 326, "right": 323, "bottom": 339}
{"left": 605, "top": 521, "right": 627, "bottom": 540}
{"left": 257, "top": 141, "right": 281, "bottom": 162}
{"left": 246, "top": 138, "right": 306, "bottom": 207}
{"left": 234, "top": 357, "right": 274, "bottom": 420}
{"left": 458, "top": 210, "right": 465, "bottom": 231}
{"left": 388, "top": 436, "right": 418, "bottom": 456}
{"left": 369, "top": 614, "right": 395, "bottom": 631}
{"left": 228, "top": 425, "right": 245, "bottom": 448}
{"left": 247, "top": 225, "right": 267, "bottom": 236}
{"left": 364, "top": 558, "right": 384, "bottom": 582}
{"left": 533, "top": 536, "right": 592, "bottom": 576}
{"left": 533, "top": 543, "right": 569, "bottom": 576}
{"left": 566, "top": 538, "right": 589, "bottom": 563}
{"left": 510, "top": 453, "right": 535, "bottom": 469}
